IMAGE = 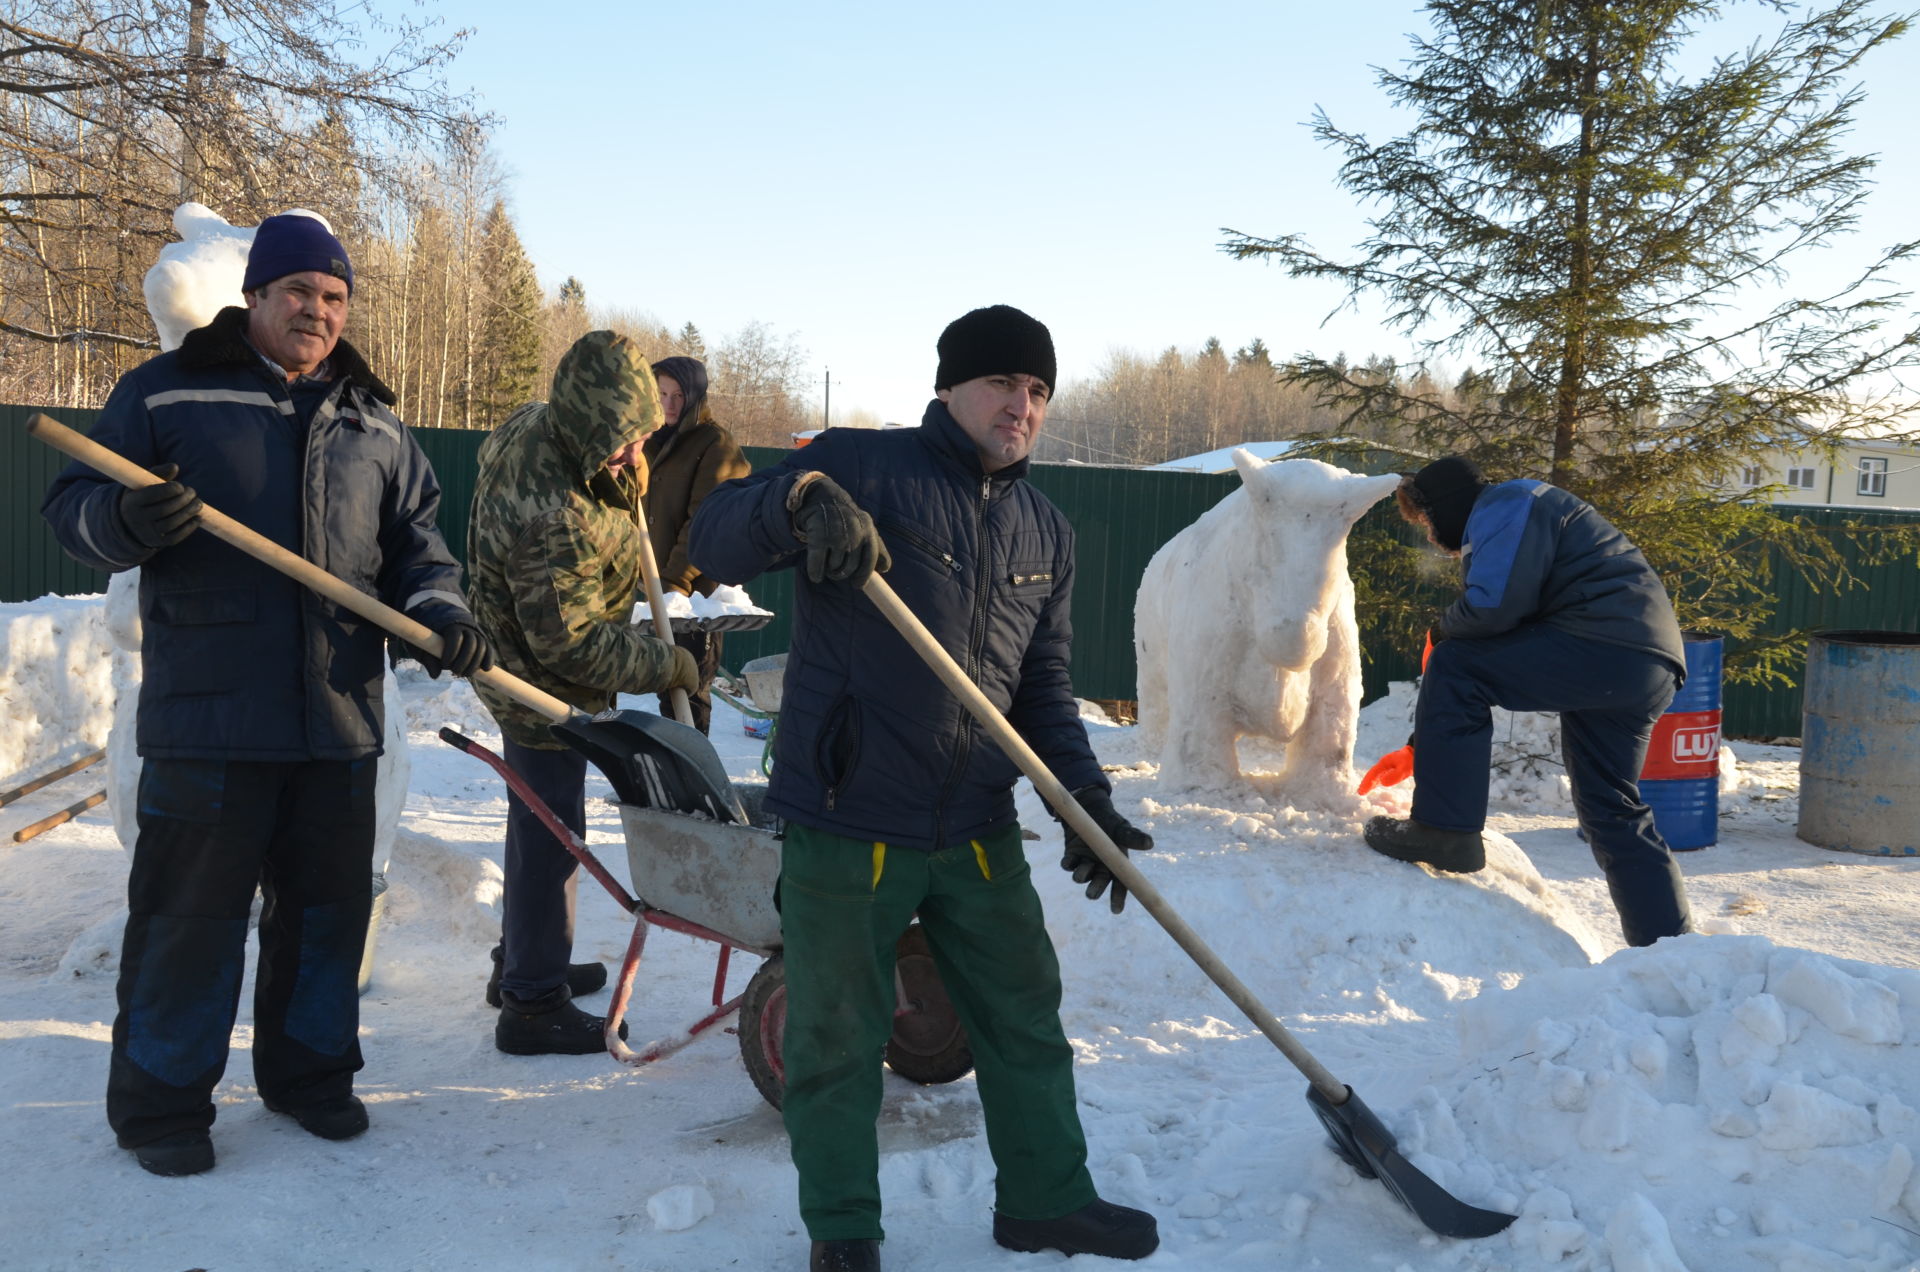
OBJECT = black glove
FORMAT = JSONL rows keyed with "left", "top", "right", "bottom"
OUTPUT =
{"left": 1059, "top": 786, "right": 1154, "bottom": 915}
{"left": 118, "top": 463, "right": 202, "bottom": 551}
{"left": 407, "top": 617, "right": 493, "bottom": 679}
{"left": 791, "top": 475, "right": 891, "bottom": 588}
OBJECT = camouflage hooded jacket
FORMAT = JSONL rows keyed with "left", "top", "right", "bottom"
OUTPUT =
{"left": 467, "top": 331, "right": 682, "bottom": 748}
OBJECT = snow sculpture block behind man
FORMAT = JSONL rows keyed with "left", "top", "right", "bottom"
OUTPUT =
{"left": 1134, "top": 452, "right": 1400, "bottom": 802}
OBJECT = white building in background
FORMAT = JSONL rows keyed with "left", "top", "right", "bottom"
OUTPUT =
{"left": 1732, "top": 435, "right": 1920, "bottom": 510}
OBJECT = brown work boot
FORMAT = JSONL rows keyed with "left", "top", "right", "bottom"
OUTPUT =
{"left": 1364, "top": 815, "right": 1486, "bottom": 873}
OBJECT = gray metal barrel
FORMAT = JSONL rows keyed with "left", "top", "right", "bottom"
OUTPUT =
{"left": 1798, "top": 630, "right": 1920, "bottom": 856}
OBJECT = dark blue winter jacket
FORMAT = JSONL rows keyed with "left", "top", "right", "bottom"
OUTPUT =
{"left": 689, "top": 402, "right": 1105, "bottom": 849}
{"left": 1446, "top": 480, "right": 1687, "bottom": 677}
{"left": 42, "top": 307, "right": 470, "bottom": 761}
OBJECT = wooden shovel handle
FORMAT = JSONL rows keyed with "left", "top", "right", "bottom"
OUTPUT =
{"left": 860, "top": 571, "right": 1347, "bottom": 1100}
{"left": 27, "top": 413, "right": 575, "bottom": 725}
{"left": 13, "top": 789, "right": 106, "bottom": 843}
{"left": 629, "top": 477, "right": 695, "bottom": 727}
{"left": 1, "top": 750, "right": 105, "bottom": 808}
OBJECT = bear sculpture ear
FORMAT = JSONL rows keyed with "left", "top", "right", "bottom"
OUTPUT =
{"left": 1231, "top": 447, "right": 1270, "bottom": 489}
{"left": 1340, "top": 472, "right": 1404, "bottom": 523}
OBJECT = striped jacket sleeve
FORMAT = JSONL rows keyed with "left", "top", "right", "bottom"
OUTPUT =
{"left": 40, "top": 374, "right": 162, "bottom": 573}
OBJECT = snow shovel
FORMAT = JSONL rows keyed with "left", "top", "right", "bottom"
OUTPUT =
{"left": 860, "top": 572, "right": 1516, "bottom": 1240}
{"left": 629, "top": 478, "right": 696, "bottom": 728}
{"left": 26, "top": 413, "right": 746, "bottom": 825}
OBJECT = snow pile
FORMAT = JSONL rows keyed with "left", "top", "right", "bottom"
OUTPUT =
{"left": 1420, "top": 934, "right": 1920, "bottom": 1271}
{"left": 397, "top": 661, "right": 499, "bottom": 738}
{"left": 631, "top": 582, "right": 771, "bottom": 627}
{"left": 0, "top": 593, "right": 115, "bottom": 786}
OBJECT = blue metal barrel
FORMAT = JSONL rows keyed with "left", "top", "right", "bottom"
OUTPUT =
{"left": 1640, "top": 635, "right": 1723, "bottom": 851}
{"left": 1798, "top": 630, "right": 1920, "bottom": 856}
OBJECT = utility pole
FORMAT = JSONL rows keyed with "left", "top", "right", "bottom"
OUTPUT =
{"left": 823, "top": 367, "right": 831, "bottom": 431}
{"left": 179, "top": 0, "right": 210, "bottom": 202}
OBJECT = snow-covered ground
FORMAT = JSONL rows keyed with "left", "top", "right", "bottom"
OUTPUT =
{"left": 3, "top": 598, "right": 1919, "bottom": 1272}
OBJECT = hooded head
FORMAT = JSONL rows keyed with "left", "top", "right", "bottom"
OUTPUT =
{"left": 548, "top": 330, "right": 662, "bottom": 484}
{"left": 650, "top": 355, "right": 711, "bottom": 431}
{"left": 1400, "top": 455, "right": 1488, "bottom": 552}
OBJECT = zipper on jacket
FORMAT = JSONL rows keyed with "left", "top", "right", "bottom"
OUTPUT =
{"left": 878, "top": 518, "right": 961, "bottom": 574}
{"left": 932, "top": 475, "right": 996, "bottom": 846}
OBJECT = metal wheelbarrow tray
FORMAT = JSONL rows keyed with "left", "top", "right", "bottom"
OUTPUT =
{"left": 440, "top": 725, "right": 972, "bottom": 1110}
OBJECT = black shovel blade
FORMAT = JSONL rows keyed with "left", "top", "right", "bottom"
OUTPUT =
{"left": 550, "top": 709, "right": 749, "bottom": 825}
{"left": 1306, "top": 1083, "right": 1516, "bottom": 1239}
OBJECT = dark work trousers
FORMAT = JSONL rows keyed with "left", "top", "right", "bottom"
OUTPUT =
{"left": 108, "top": 758, "right": 376, "bottom": 1148}
{"left": 499, "top": 738, "right": 588, "bottom": 1000}
{"left": 1412, "top": 624, "right": 1693, "bottom": 946}
{"left": 778, "top": 821, "right": 1096, "bottom": 1241}
{"left": 654, "top": 628, "right": 722, "bottom": 735}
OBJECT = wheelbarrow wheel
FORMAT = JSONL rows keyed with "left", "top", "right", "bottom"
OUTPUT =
{"left": 885, "top": 923, "right": 974, "bottom": 1086}
{"left": 739, "top": 955, "right": 788, "bottom": 1111}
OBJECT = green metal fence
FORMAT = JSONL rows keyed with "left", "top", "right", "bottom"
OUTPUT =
{"left": 7, "top": 408, "right": 1915, "bottom": 737}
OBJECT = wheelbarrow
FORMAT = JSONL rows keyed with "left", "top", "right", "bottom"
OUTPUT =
{"left": 22, "top": 414, "right": 970, "bottom": 1114}
{"left": 439, "top": 724, "right": 975, "bottom": 1109}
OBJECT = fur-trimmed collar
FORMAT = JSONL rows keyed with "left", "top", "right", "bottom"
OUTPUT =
{"left": 178, "top": 306, "right": 397, "bottom": 406}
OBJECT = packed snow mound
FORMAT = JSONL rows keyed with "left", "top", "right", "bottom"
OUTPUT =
{"left": 1023, "top": 725, "right": 1606, "bottom": 1044}
{"left": 1420, "top": 934, "right": 1920, "bottom": 1270}
{"left": 0, "top": 594, "right": 115, "bottom": 787}
{"left": 631, "top": 582, "right": 772, "bottom": 628}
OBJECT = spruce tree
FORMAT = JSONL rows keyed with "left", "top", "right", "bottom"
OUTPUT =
{"left": 476, "top": 201, "right": 542, "bottom": 426}
{"left": 1225, "top": 0, "right": 1919, "bottom": 683}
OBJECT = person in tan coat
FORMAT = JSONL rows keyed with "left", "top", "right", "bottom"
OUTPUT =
{"left": 641, "top": 356, "right": 752, "bottom": 734}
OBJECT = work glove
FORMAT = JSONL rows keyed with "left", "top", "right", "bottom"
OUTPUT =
{"left": 407, "top": 617, "right": 493, "bottom": 679}
{"left": 662, "top": 644, "right": 701, "bottom": 695}
{"left": 118, "top": 463, "right": 203, "bottom": 551}
{"left": 1357, "top": 745, "right": 1414, "bottom": 794}
{"left": 1058, "top": 786, "right": 1155, "bottom": 915}
{"left": 789, "top": 474, "right": 891, "bottom": 588}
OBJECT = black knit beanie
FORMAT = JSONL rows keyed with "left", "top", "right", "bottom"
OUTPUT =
{"left": 934, "top": 305, "right": 1056, "bottom": 394}
{"left": 650, "top": 355, "right": 710, "bottom": 428}
{"left": 1408, "top": 455, "right": 1488, "bottom": 551}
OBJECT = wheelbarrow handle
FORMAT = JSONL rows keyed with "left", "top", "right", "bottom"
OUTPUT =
{"left": 859, "top": 571, "right": 1347, "bottom": 1102}
{"left": 27, "top": 413, "right": 577, "bottom": 726}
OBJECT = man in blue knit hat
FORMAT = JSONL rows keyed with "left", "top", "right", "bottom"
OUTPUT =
{"left": 43, "top": 211, "right": 489, "bottom": 1176}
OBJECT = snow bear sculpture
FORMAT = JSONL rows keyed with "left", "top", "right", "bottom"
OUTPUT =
{"left": 1134, "top": 452, "right": 1401, "bottom": 803}
{"left": 108, "top": 203, "right": 409, "bottom": 867}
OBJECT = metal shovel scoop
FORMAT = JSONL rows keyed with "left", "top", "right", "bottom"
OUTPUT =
{"left": 860, "top": 570, "right": 1515, "bottom": 1240}
{"left": 27, "top": 413, "right": 746, "bottom": 824}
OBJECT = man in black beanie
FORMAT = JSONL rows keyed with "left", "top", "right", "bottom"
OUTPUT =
{"left": 1362, "top": 455, "right": 1695, "bottom": 948}
{"left": 689, "top": 305, "right": 1158, "bottom": 1272}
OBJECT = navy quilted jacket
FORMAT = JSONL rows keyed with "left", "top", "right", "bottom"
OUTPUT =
{"left": 690, "top": 401, "right": 1104, "bottom": 849}
{"left": 42, "top": 307, "right": 469, "bottom": 761}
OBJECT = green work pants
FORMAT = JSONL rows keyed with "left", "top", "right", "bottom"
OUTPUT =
{"left": 778, "top": 820, "right": 1096, "bottom": 1241}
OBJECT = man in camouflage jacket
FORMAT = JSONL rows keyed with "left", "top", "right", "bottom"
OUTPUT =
{"left": 467, "top": 330, "right": 700, "bottom": 1054}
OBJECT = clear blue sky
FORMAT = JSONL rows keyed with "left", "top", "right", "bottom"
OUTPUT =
{"left": 446, "top": 1, "right": 1919, "bottom": 428}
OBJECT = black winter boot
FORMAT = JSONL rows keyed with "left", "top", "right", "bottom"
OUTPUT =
{"left": 1364, "top": 816, "right": 1486, "bottom": 873}
{"left": 810, "top": 1238, "right": 881, "bottom": 1271}
{"left": 485, "top": 943, "right": 608, "bottom": 1009}
{"left": 131, "top": 1128, "right": 214, "bottom": 1176}
{"left": 495, "top": 985, "right": 628, "bottom": 1056}
{"left": 993, "top": 1198, "right": 1159, "bottom": 1260}
{"left": 265, "top": 1094, "right": 369, "bottom": 1141}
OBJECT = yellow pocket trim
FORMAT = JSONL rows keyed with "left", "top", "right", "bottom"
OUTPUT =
{"left": 871, "top": 842, "right": 886, "bottom": 891}
{"left": 972, "top": 839, "right": 992, "bottom": 881}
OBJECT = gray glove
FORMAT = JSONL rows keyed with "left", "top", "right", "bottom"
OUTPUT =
{"left": 1059, "top": 786, "right": 1155, "bottom": 915}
